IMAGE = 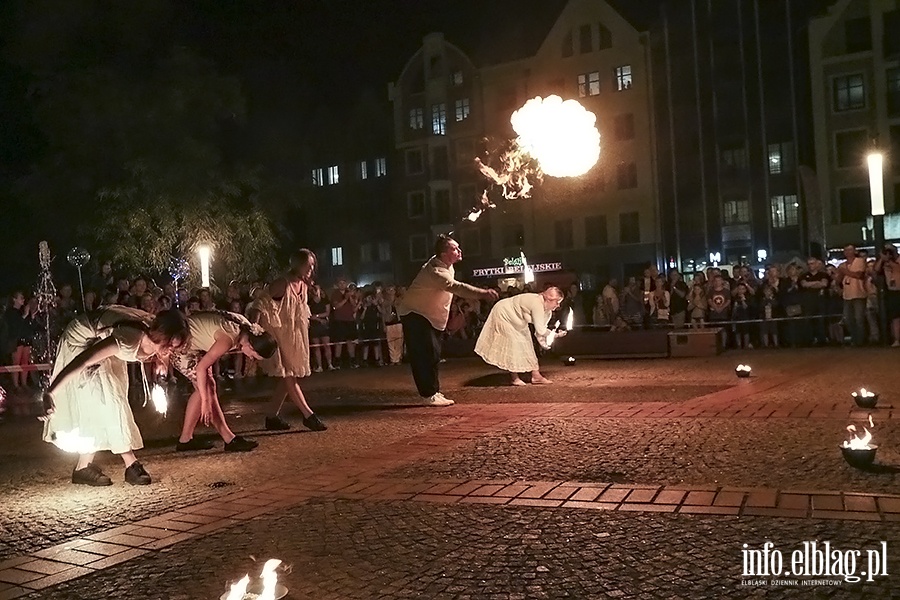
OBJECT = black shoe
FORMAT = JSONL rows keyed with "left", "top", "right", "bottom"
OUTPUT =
{"left": 265, "top": 415, "right": 291, "bottom": 431}
{"left": 224, "top": 435, "right": 258, "bottom": 452}
{"left": 124, "top": 461, "right": 152, "bottom": 485}
{"left": 302, "top": 413, "right": 328, "bottom": 431}
{"left": 176, "top": 438, "right": 216, "bottom": 452}
{"left": 72, "top": 463, "right": 112, "bottom": 486}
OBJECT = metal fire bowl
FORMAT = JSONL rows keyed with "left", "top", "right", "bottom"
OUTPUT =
{"left": 219, "top": 584, "right": 288, "bottom": 600}
{"left": 735, "top": 370, "right": 751, "bottom": 378}
{"left": 852, "top": 394, "right": 878, "bottom": 409}
{"left": 840, "top": 445, "right": 878, "bottom": 469}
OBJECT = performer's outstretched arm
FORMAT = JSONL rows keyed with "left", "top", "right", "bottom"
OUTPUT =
{"left": 40, "top": 337, "right": 120, "bottom": 419}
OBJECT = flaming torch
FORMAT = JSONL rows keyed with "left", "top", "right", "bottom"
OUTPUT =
{"left": 150, "top": 384, "right": 168, "bottom": 415}
{"left": 520, "top": 252, "right": 535, "bottom": 284}
{"left": 198, "top": 244, "right": 211, "bottom": 289}
{"left": 220, "top": 559, "right": 286, "bottom": 600}
{"left": 544, "top": 309, "right": 573, "bottom": 348}
{"left": 841, "top": 416, "right": 878, "bottom": 469}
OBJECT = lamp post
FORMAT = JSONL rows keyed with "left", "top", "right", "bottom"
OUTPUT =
{"left": 867, "top": 151, "right": 887, "bottom": 343}
{"left": 197, "top": 244, "right": 211, "bottom": 288}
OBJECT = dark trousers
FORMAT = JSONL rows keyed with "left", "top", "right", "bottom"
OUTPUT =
{"left": 401, "top": 312, "right": 442, "bottom": 398}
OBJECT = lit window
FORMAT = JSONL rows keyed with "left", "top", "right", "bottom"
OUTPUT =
{"left": 723, "top": 199, "right": 750, "bottom": 224}
{"left": 407, "top": 191, "right": 426, "bottom": 218}
{"left": 327, "top": 165, "right": 339, "bottom": 185}
{"left": 311, "top": 168, "right": 324, "bottom": 187}
{"left": 375, "top": 157, "right": 387, "bottom": 177}
{"left": 431, "top": 103, "right": 447, "bottom": 135}
{"left": 455, "top": 98, "right": 470, "bottom": 122}
{"left": 377, "top": 241, "right": 391, "bottom": 261}
{"left": 358, "top": 160, "right": 368, "bottom": 180}
{"left": 577, "top": 72, "right": 600, "bottom": 97}
{"left": 360, "top": 243, "right": 373, "bottom": 263}
{"left": 614, "top": 65, "right": 632, "bottom": 91}
{"left": 409, "top": 107, "right": 424, "bottom": 130}
{"left": 770, "top": 195, "right": 799, "bottom": 228}
{"left": 767, "top": 141, "right": 794, "bottom": 174}
{"left": 833, "top": 74, "right": 865, "bottom": 111}
{"left": 451, "top": 71, "right": 463, "bottom": 86}
{"left": 331, "top": 247, "right": 343, "bottom": 266}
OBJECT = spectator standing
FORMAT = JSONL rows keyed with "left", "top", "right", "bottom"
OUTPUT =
{"left": 759, "top": 285, "right": 779, "bottom": 347}
{"left": 707, "top": 275, "right": 731, "bottom": 345}
{"left": 837, "top": 245, "right": 867, "bottom": 346}
{"left": 864, "top": 261, "right": 881, "bottom": 344}
{"left": 398, "top": 235, "right": 498, "bottom": 406}
{"left": 731, "top": 282, "right": 754, "bottom": 348}
{"left": 307, "top": 285, "right": 334, "bottom": 372}
{"left": 600, "top": 279, "right": 620, "bottom": 326}
{"left": 826, "top": 265, "right": 845, "bottom": 344}
{"left": 359, "top": 292, "right": 385, "bottom": 366}
{"left": 875, "top": 244, "right": 900, "bottom": 346}
{"left": 652, "top": 276, "right": 670, "bottom": 326}
{"left": 381, "top": 285, "right": 403, "bottom": 365}
{"left": 330, "top": 279, "right": 359, "bottom": 369}
{"left": 667, "top": 269, "right": 689, "bottom": 328}
{"left": 688, "top": 273, "right": 707, "bottom": 327}
{"left": 780, "top": 264, "right": 804, "bottom": 347}
{"left": 620, "top": 277, "right": 644, "bottom": 329}
{"left": 800, "top": 258, "right": 830, "bottom": 345}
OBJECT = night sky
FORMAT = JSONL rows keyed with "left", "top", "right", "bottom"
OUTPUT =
{"left": 0, "top": 0, "right": 663, "bottom": 291}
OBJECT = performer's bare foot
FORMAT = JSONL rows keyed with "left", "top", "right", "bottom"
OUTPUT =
{"left": 511, "top": 378, "right": 527, "bottom": 386}
{"left": 531, "top": 376, "right": 552, "bottom": 384}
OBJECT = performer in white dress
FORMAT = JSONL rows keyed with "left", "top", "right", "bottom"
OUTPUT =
{"left": 40, "top": 307, "right": 189, "bottom": 486}
{"left": 475, "top": 287, "right": 564, "bottom": 386}
{"left": 249, "top": 249, "right": 327, "bottom": 432}
{"left": 172, "top": 310, "right": 278, "bottom": 452}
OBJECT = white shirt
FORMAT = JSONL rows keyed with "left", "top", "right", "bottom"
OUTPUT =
{"left": 398, "top": 256, "right": 484, "bottom": 330}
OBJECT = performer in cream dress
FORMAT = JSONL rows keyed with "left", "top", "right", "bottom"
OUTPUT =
{"left": 172, "top": 310, "right": 277, "bottom": 452}
{"left": 40, "top": 307, "right": 189, "bottom": 486}
{"left": 249, "top": 249, "right": 327, "bottom": 432}
{"left": 475, "top": 287, "right": 564, "bottom": 386}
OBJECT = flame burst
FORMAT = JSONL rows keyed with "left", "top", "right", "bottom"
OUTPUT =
{"left": 52, "top": 428, "right": 97, "bottom": 454}
{"left": 150, "top": 384, "right": 167, "bottom": 415}
{"left": 511, "top": 95, "right": 601, "bottom": 178}
{"left": 464, "top": 95, "right": 601, "bottom": 223}
{"left": 843, "top": 417, "right": 876, "bottom": 450}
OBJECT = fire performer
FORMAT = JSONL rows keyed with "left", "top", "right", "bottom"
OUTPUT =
{"left": 475, "top": 287, "right": 564, "bottom": 386}
{"left": 172, "top": 310, "right": 278, "bottom": 452}
{"left": 39, "top": 307, "right": 189, "bottom": 486}
{"left": 251, "top": 249, "right": 327, "bottom": 432}
{"left": 398, "top": 235, "right": 498, "bottom": 406}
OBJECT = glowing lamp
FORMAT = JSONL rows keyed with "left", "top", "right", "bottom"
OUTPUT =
{"left": 735, "top": 364, "right": 752, "bottom": 378}
{"left": 867, "top": 153, "right": 885, "bottom": 216}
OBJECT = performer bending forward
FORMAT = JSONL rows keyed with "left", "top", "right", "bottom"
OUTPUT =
{"left": 40, "top": 307, "right": 189, "bottom": 486}
{"left": 174, "top": 310, "right": 278, "bottom": 452}
{"left": 255, "top": 249, "right": 327, "bottom": 432}
{"left": 475, "top": 287, "right": 564, "bottom": 386}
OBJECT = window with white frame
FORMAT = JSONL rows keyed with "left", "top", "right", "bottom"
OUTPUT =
{"left": 455, "top": 98, "right": 470, "bottom": 121}
{"left": 409, "top": 107, "right": 424, "bottom": 130}
{"left": 360, "top": 243, "right": 373, "bottom": 263}
{"left": 375, "top": 157, "right": 387, "bottom": 177}
{"left": 409, "top": 234, "right": 429, "bottom": 261}
{"left": 406, "top": 149, "right": 424, "bottom": 175}
{"left": 770, "top": 195, "right": 799, "bottom": 228}
{"left": 577, "top": 71, "right": 600, "bottom": 97}
{"left": 833, "top": 74, "right": 865, "bottom": 111}
{"left": 431, "top": 103, "right": 447, "bottom": 135}
{"left": 331, "top": 247, "right": 343, "bottom": 266}
{"left": 357, "top": 160, "right": 368, "bottom": 180}
{"left": 614, "top": 65, "right": 632, "bottom": 91}
{"left": 723, "top": 198, "right": 750, "bottom": 224}
{"left": 327, "top": 165, "right": 339, "bottom": 185}
{"left": 407, "top": 191, "right": 426, "bottom": 218}
{"left": 767, "top": 141, "right": 794, "bottom": 174}
{"left": 311, "top": 168, "right": 324, "bottom": 187}
{"left": 377, "top": 241, "right": 391, "bottom": 261}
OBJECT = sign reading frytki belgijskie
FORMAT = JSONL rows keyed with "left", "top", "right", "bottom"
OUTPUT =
{"left": 472, "top": 257, "right": 563, "bottom": 278}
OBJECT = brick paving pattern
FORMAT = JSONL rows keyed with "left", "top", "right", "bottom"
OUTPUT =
{"left": 0, "top": 348, "right": 899, "bottom": 597}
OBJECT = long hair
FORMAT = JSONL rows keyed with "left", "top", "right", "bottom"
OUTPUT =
{"left": 244, "top": 327, "right": 278, "bottom": 359}
{"left": 149, "top": 309, "right": 190, "bottom": 349}
{"left": 290, "top": 248, "right": 317, "bottom": 284}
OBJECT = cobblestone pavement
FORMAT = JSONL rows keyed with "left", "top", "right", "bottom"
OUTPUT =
{"left": 391, "top": 417, "right": 900, "bottom": 494}
{"left": 21, "top": 500, "right": 900, "bottom": 600}
{"left": 1, "top": 348, "right": 899, "bottom": 598}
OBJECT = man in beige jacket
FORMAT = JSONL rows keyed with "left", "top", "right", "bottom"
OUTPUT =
{"left": 398, "top": 235, "right": 499, "bottom": 406}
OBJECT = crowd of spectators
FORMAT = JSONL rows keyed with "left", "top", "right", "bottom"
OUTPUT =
{"left": 2, "top": 243, "right": 898, "bottom": 392}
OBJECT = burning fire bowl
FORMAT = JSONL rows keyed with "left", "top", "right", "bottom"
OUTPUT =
{"left": 219, "top": 584, "right": 288, "bottom": 600}
{"left": 840, "top": 445, "right": 878, "bottom": 469}
{"left": 852, "top": 393, "right": 879, "bottom": 409}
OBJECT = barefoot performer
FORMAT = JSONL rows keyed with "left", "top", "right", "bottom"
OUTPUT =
{"left": 40, "top": 307, "right": 189, "bottom": 486}
{"left": 173, "top": 310, "right": 278, "bottom": 452}
{"left": 475, "top": 287, "right": 564, "bottom": 386}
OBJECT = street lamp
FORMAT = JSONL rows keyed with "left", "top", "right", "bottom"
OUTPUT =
{"left": 867, "top": 152, "right": 885, "bottom": 249}
{"left": 197, "top": 244, "right": 211, "bottom": 288}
